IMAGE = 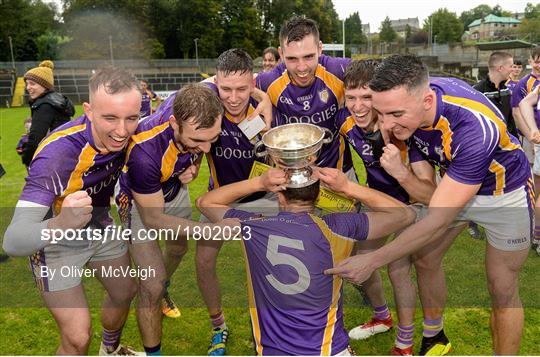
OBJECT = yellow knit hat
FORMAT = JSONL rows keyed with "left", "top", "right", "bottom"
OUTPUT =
{"left": 24, "top": 60, "right": 54, "bottom": 90}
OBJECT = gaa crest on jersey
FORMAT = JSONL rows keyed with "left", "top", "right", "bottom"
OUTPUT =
{"left": 318, "top": 89, "right": 329, "bottom": 103}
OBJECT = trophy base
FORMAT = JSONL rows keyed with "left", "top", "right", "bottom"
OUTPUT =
{"left": 285, "top": 167, "right": 318, "bottom": 188}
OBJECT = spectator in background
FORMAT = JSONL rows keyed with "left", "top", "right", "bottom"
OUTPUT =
{"left": 262, "top": 47, "right": 280, "bottom": 72}
{"left": 140, "top": 79, "right": 161, "bottom": 117}
{"left": 507, "top": 59, "right": 523, "bottom": 91}
{"left": 22, "top": 60, "right": 75, "bottom": 167}
{"left": 16, "top": 117, "right": 32, "bottom": 158}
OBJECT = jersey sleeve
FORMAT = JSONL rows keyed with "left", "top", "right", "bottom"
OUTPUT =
{"left": 19, "top": 142, "right": 78, "bottom": 206}
{"left": 322, "top": 212, "right": 369, "bottom": 241}
{"left": 444, "top": 117, "right": 499, "bottom": 185}
{"left": 511, "top": 78, "right": 529, "bottom": 108}
{"left": 223, "top": 208, "right": 260, "bottom": 220}
{"left": 320, "top": 56, "right": 351, "bottom": 80}
{"left": 124, "top": 145, "right": 163, "bottom": 195}
{"left": 256, "top": 64, "right": 284, "bottom": 92}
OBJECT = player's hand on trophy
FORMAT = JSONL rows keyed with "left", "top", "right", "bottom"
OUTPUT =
{"left": 315, "top": 167, "right": 350, "bottom": 194}
{"left": 259, "top": 168, "right": 287, "bottom": 192}
{"left": 54, "top": 191, "right": 93, "bottom": 230}
{"left": 380, "top": 144, "right": 409, "bottom": 181}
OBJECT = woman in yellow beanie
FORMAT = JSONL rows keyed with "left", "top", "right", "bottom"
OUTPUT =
{"left": 22, "top": 60, "right": 75, "bottom": 167}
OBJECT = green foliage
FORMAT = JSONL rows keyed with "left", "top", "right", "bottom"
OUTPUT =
{"left": 424, "top": 9, "right": 464, "bottom": 44}
{"left": 0, "top": 0, "right": 57, "bottom": 61}
{"left": 460, "top": 4, "right": 492, "bottom": 29}
{"left": 379, "top": 16, "right": 397, "bottom": 43}
{"left": 524, "top": 2, "right": 540, "bottom": 19}
{"left": 344, "top": 12, "right": 366, "bottom": 46}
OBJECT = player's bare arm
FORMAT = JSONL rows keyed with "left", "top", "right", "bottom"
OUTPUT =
{"left": 325, "top": 175, "right": 480, "bottom": 284}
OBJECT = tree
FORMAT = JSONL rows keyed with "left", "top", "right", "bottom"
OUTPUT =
{"left": 411, "top": 30, "right": 428, "bottom": 44}
{"left": 405, "top": 24, "right": 413, "bottom": 44}
{"left": 460, "top": 4, "right": 492, "bottom": 29}
{"left": 344, "top": 12, "right": 366, "bottom": 46}
{"left": 0, "top": 0, "right": 58, "bottom": 61}
{"left": 524, "top": 2, "right": 540, "bottom": 19}
{"left": 424, "top": 9, "right": 464, "bottom": 44}
{"left": 220, "top": 0, "right": 268, "bottom": 58}
{"left": 379, "top": 16, "right": 397, "bottom": 43}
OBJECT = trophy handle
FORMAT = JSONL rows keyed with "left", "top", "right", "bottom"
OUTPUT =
{"left": 322, "top": 128, "right": 334, "bottom": 144}
{"left": 254, "top": 140, "right": 267, "bottom": 157}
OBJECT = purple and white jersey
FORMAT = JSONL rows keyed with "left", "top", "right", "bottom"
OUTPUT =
{"left": 505, "top": 78, "right": 518, "bottom": 93}
{"left": 224, "top": 209, "right": 369, "bottom": 356}
{"left": 20, "top": 115, "right": 123, "bottom": 226}
{"left": 410, "top": 77, "right": 529, "bottom": 196}
{"left": 205, "top": 83, "right": 267, "bottom": 202}
{"left": 140, "top": 89, "right": 157, "bottom": 118}
{"left": 511, "top": 73, "right": 540, "bottom": 127}
{"left": 336, "top": 108, "right": 412, "bottom": 203}
{"left": 117, "top": 93, "right": 198, "bottom": 224}
{"left": 256, "top": 55, "right": 353, "bottom": 172}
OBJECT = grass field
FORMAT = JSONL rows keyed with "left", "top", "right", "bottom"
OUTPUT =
{"left": 0, "top": 106, "right": 539, "bottom": 355}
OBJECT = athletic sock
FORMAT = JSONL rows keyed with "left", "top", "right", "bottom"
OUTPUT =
{"left": 144, "top": 343, "right": 161, "bottom": 356}
{"left": 395, "top": 324, "right": 414, "bottom": 349}
{"left": 423, "top": 317, "right": 443, "bottom": 338}
{"left": 164, "top": 280, "right": 171, "bottom": 295}
{"left": 373, "top": 303, "right": 391, "bottom": 321}
{"left": 210, "top": 310, "right": 226, "bottom": 330}
{"left": 102, "top": 327, "right": 122, "bottom": 352}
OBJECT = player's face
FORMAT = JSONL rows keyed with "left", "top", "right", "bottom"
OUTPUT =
{"left": 498, "top": 58, "right": 514, "bottom": 79}
{"left": 372, "top": 86, "right": 429, "bottom": 141}
{"left": 141, "top": 81, "right": 148, "bottom": 91}
{"left": 84, "top": 87, "right": 141, "bottom": 152}
{"left": 215, "top": 70, "right": 254, "bottom": 119}
{"left": 171, "top": 115, "right": 222, "bottom": 154}
{"left": 512, "top": 64, "right": 522, "bottom": 77}
{"left": 25, "top": 79, "right": 47, "bottom": 100}
{"left": 262, "top": 52, "right": 278, "bottom": 72}
{"left": 279, "top": 34, "right": 322, "bottom": 88}
{"left": 530, "top": 55, "right": 540, "bottom": 75}
{"left": 345, "top": 86, "right": 376, "bottom": 130}
{"left": 24, "top": 122, "right": 31, "bottom": 133}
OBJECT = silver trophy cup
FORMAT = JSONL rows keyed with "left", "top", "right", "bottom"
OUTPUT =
{"left": 254, "top": 123, "right": 333, "bottom": 188}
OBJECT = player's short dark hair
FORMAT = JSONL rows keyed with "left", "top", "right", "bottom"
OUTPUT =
{"left": 173, "top": 83, "right": 223, "bottom": 129}
{"left": 279, "top": 16, "right": 320, "bottom": 47}
{"left": 530, "top": 46, "right": 540, "bottom": 60}
{"left": 282, "top": 179, "right": 320, "bottom": 204}
{"left": 89, "top": 66, "right": 140, "bottom": 97}
{"left": 344, "top": 59, "right": 381, "bottom": 89}
{"left": 369, "top": 54, "right": 429, "bottom": 93}
{"left": 488, "top": 51, "right": 513, "bottom": 69}
{"left": 262, "top": 47, "right": 279, "bottom": 61}
{"left": 216, "top": 48, "right": 253, "bottom": 76}
{"left": 514, "top": 59, "right": 523, "bottom": 66}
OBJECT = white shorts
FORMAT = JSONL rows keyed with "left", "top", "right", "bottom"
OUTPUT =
{"left": 454, "top": 186, "right": 534, "bottom": 251}
{"left": 521, "top": 135, "right": 534, "bottom": 164}
{"left": 130, "top": 185, "right": 192, "bottom": 244}
{"left": 30, "top": 235, "right": 126, "bottom": 292}
{"left": 533, "top": 144, "right": 540, "bottom": 176}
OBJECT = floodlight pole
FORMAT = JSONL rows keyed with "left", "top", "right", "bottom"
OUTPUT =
{"left": 109, "top": 35, "right": 114, "bottom": 66}
{"left": 194, "top": 38, "right": 199, "bottom": 67}
{"left": 8, "top": 36, "right": 15, "bottom": 71}
{"left": 342, "top": 19, "right": 345, "bottom": 58}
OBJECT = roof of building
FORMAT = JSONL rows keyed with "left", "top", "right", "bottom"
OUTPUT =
{"left": 469, "top": 14, "right": 520, "bottom": 28}
{"left": 389, "top": 17, "right": 420, "bottom": 31}
{"left": 475, "top": 39, "right": 534, "bottom": 50}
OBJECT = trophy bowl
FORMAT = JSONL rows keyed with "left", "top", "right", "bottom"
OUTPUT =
{"left": 254, "top": 123, "right": 333, "bottom": 187}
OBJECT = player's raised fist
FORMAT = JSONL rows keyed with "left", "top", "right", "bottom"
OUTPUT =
{"left": 55, "top": 191, "right": 93, "bottom": 230}
{"left": 380, "top": 144, "right": 408, "bottom": 181}
{"left": 179, "top": 164, "right": 199, "bottom": 184}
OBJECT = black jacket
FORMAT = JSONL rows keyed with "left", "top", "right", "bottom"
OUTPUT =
{"left": 22, "top": 91, "right": 75, "bottom": 166}
{"left": 473, "top": 76, "right": 517, "bottom": 137}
